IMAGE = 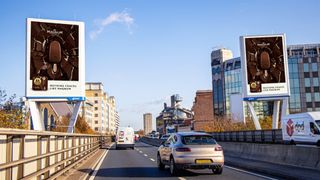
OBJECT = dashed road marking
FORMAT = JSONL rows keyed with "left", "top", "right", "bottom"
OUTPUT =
{"left": 150, "top": 158, "right": 155, "bottom": 161}
{"left": 178, "top": 177, "right": 186, "bottom": 180}
{"left": 139, "top": 151, "right": 143, "bottom": 153}
{"left": 144, "top": 154, "right": 148, "bottom": 157}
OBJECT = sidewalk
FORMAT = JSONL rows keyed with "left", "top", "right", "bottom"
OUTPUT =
{"left": 225, "top": 155, "right": 320, "bottom": 180}
{"left": 57, "top": 143, "right": 113, "bottom": 180}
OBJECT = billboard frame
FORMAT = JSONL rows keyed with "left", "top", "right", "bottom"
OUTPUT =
{"left": 240, "top": 34, "right": 290, "bottom": 100}
{"left": 26, "top": 18, "right": 85, "bottom": 100}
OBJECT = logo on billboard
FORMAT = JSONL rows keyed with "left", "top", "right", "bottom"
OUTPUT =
{"left": 286, "top": 119, "right": 294, "bottom": 136}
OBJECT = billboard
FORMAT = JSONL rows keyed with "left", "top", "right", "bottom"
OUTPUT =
{"left": 26, "top": 18, "right": 85, "bottom": 100}
{"left": 240, "top": 34, "right": 290, "bottom": 99}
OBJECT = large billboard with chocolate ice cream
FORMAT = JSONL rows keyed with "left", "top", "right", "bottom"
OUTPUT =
{"left": 26, "top": 18, "right": 85, "bottom": 100}
{"left": 240, "top": 34, "right": 290, "bottom": 99}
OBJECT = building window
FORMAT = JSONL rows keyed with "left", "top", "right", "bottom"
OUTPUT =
{"left": 313, "top": 78, "right": 319, "bottom": 86}
{"left": 305, "top": 78, "right": 311, "bottom": 87}
{"left": 303, "top": 63, "right": 309, "bottom": 72}
{"left": 95, "top": 100, "right": 98, "bottom": 104}
{"left": 95, "top": 114, "right": 98, "bottom": 117}
{"left": 43, "top": 108, "right": 48, "bottom": 131}
{"left": 95, "top": 121, "right": 98, "bottom": 124}
{"left": 95, "top": 107, "right": 98, "bottom": 110}
{"left": 312, "top": 63, "right": 318, "bottom": 72}
{"left": 315, "top": 93, "right": 320, "bottom": 101}
{"left": 94, "top": 93, "right": 98, "bottom": 97}
{"left": 95, "top": 127, "right": 99, "bottom": 131}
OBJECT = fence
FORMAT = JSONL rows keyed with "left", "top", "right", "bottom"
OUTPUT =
{"left": 0, "top": 128, "right": 109, "bottom": 180}
{"left": 210, "top": 129, "right": 283, "bottom": 144}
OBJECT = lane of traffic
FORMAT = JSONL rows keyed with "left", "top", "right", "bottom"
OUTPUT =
{"left": 94, "top": 143, "right": 176, "bottom": 180}
{"left": 134, "top": 141, "right": 274, "bottom": 180}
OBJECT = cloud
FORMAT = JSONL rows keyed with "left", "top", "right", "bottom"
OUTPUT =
{"left": 90, "top": 10, "right": 134, "bottom": 39}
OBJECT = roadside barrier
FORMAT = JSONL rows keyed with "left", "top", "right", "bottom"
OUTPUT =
{"left": 0, "top": 128, "right": 110, "bottom": 179}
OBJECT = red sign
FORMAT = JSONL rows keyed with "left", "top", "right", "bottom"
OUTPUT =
{"left": 286, "top": 119, "right": 294, "bottom": 136}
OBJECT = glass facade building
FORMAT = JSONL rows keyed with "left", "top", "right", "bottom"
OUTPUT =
{"left": 211, "top": 44, "right": 320, "bottom": 119}
{"left": 287, "top": 44, "right": 320, "bottom": 113}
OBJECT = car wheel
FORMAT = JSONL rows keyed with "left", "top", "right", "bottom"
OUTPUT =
{"left": 317, "top": 140, "right": 320, "bottom": 147}
{"left": 212, "top": 166, "right": 223, "bottom": 174}
{"left": 157, "top": 154, "right": 165, "bottom": 170}
{"left": 170, "top": 157, "right": 179, "bottom": 176}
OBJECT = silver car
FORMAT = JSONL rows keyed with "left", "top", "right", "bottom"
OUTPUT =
{"left": 157, "top": 132, "right": 224, "bottom": 175}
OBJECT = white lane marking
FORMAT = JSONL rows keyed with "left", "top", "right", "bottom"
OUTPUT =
{"left": 88, "top": 143, "right": 113, "bottom": 180}
{"left": 225, "top": 165, "right": 277, "bottom": 180}
{"left": 139, "top": 151, "right": 143, "bottom": 153}
{"left": 144, "top": 154, "right": 148, "bottom": 157}
{"left": 296, "top": 144, "right": 319, "bottom": 148}
{"left": 136, "top": 148, "right": 139, "bottom": 150}
{"left": 178, "top": 177, "right": 186, "bottom": 180}
{"left": 150, "top": 158, "right": 155, "bottom": 162}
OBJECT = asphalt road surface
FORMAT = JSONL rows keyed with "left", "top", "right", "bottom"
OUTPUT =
{"left": 93, "top": 141, "right": 277, "bottom": 180}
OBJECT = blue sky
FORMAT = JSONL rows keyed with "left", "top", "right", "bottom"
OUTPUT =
{"left": 0, "top": 0, "right": 320, "bottom": 130}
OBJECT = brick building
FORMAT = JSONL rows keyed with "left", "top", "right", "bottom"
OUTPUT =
{"left": 192, "top": 90, "right": 214, "bottom": 131}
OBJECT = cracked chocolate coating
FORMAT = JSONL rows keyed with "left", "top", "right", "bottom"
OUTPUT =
{"left": 30, "top": 21, "right": 79, "bottom": 81}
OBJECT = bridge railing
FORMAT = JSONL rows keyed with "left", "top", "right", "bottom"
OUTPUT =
{"left": 210, "top": 129, "right": 283, "bottom": 144}
{"left": 0, "top": 128, "right": 109, "bottom": 180}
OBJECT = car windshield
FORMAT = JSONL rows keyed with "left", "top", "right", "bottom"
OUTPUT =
{"left": 182, "top": 135, "right": 217, "bottom": 145}
{"left": 315, "top": 120, "right": 320, "bottom": 128}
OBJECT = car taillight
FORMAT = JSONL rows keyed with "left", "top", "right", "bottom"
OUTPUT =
{"left": 215, "top": 146, "right": 223, "bottom": 151}
{"left": 176, "top": 147, "right": 191, "bottom": 152}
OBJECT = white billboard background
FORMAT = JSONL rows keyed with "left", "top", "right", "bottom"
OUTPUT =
{"left": 240, "top": 34, "right": 290, "bottom": 99}
{"left": 26, "top": 18, "right": 85, "bottom": 99}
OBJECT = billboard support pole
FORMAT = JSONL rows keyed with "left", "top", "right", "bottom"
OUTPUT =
{"left": 67, "top": 101, "right": 82, "bottom": 133}
{"left": 28, "top": 100, "right": 45, "bottom": 131}
{"left": 281, "top": 98, "right": 289, "bottom": 118}
{"left": 272, "top": 100, "right": 281, "bottom": 129}
{"left": 247, "top": 101, "right": 261, "bottom": 130}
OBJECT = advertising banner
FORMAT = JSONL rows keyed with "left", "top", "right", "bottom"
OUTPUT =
{"left": 26, "top": 18, "right": 85, "bottom": 100}
{"left": 240, "top": 34, "right": 290, "bottom": 99}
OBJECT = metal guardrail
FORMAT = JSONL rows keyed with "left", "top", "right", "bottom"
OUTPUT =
{"left": 0, "top": 128, "right": 110, "bottom": 180}
{"left": 210, "top": 129, "right": 283, "bottom": 144}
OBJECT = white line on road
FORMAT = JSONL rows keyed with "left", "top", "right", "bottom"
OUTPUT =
{"left": 225, "top": 165, "right": 277, "bottom": 180}
{"left": 296, "top": 144, "right": 319, "bottom": 148}
{"left": 87, "top": 143, "right": 113, "bottom": 180}
{"left": 139, "top": 151, "right": 143, "bottom": 153}
{"left": 178, "top": 177, "right": 187, "bottom": 180}
{"left": 149, "top": 158, "right": 155, "bottom": 162}
{"left": 144, "top": 154, "right": 148, "bottom": 157}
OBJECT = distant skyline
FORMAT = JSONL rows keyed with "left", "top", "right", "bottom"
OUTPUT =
{"left": 0, "top": 0, "right": 320, "bottom": 130}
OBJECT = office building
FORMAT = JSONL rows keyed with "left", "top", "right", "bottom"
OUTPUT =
{"left": 211, "top": 43, "right": 320, "bottom": 119}
{"left": 143, "top": 113, "right": 153, "bottom": 135}
{"left": 287, "top": 44, "right": 320, "bottom": 113}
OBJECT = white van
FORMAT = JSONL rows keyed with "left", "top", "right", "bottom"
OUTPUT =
{"left": 116, "top": 127, "right": 135, "bottom": 149}
{"left": 281, "top": 112, "right": 320, "bottom": 146}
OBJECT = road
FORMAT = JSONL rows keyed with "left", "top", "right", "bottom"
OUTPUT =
{"left": 92, "top": 142, "right": 277, "bottom": 180}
